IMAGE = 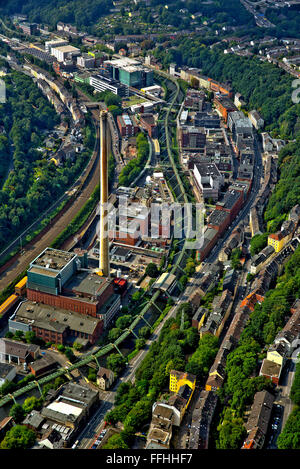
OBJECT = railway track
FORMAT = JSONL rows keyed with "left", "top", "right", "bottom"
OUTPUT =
{"left": 0, "top": 115, "right": 101, "bottom": 292}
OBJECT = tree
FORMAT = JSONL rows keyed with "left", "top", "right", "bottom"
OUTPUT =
{"left": 277, "top": 407, "right": 300, "bottom": 449}
{"left": 138, "top": 326, "right": 151, "bottom": 339}
{"left": 145, "top": 262, "right": 159, "bottom": 278}
{"left": 108, "top": 328, "right": 122, "bottom": 342}
{"left": 64, "top": 347, "right": 75, "bottom": 362}
{"left": 106, "top": 353, "right": 126, "bottom": 375}
{"left": 54, "top": 376, "right": 66, "bottom": 389}
{"left": 230, "top": 248, "right": 242, "bottom": 270}
{"left": 115, "top": 315, "right": 132, "bottom": 330}
{"left": 179, "top": 274, "right": 188, "bottom": 289}
{"left": 185, "top": 334, "right": 219, "bottom": 379}
{"left": 217, "top": 414, "right": 247, "bottom": 449}
{"left": 0, "top": 380, "right": 16, "bottom": 397}
{"left": 88, "top": 369, "right": 97, "bottom": 382}
{"left": 124, "top": 399, "right": 152, "bottom": 430}
{"left": 104, "top": 92, "right": 122, "bottom": 108}
{"left": 250, "top": 233, "right": 269, "bottom": 256}
{"left": 131, "top": 290, "right": 144, "bottom": 302}
{"left": 24, "top": 331, "right": 36, "bottom": 344}
{"left": 102, "top": 434, "right": 128, "bottom": 449}
{"left": 135, "top": 338, "right": 146, "bottom": 350}
{"left": 23, "top": 396, "right": 41, "bottom": 414}
{"left": 0, "top": 425, "right": 36, "bottom": 449}
{"left": 13, "top": 330, "right": 24, "bottom": 341}
{"left": 73, "top": 342, "right": 83, "bottom": 351}
{"left": 9, "top": 404, "right": 25, "bottom": 424}
{"left": 108, "top": 104, "right": 122, "bottom": 119}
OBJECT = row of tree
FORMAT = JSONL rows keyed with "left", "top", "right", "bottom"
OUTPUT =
{"left": 103, "top": 302, "right": 219, "bottom": 448}
{"left": 118, "top": 132, "right": 149, "bottom": 187}
{"left": 1, "top": 0, "right": 112, "bottom": 31}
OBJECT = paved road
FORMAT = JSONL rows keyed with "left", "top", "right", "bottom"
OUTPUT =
{"left": 76, "top": 297, "right": 183, "bottom": 449}
{"left": 267, "top": 360, "right": 296, "bottom": 449}
{"left": 205, "top": 134, "right": 263, "bottom": 265}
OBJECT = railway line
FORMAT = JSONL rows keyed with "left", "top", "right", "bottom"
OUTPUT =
{"left": 0, "top": 114, "right": 101, "bottom": 292}
{"left": 0, "top": 74, "right": 190, "bottom": 410}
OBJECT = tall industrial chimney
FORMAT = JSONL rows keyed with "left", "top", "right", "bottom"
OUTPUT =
{"left": 98, "top": 109, "right": 110, "bottom": 277}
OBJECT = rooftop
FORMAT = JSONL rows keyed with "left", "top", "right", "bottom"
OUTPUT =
{"left": 194, "top": 162, "right": 221, "bottom": 178}
{"left": 260, "top": 359, "right": 281, "bottom": 378}
{"left": 216, "top": 189, "right": 242, "bottom": 210}
{"left": 208, "top": 209, "right": 229, "bottom": 227}
{"left": 16, "top": 301, "right": 102, "bottom": 335}
{"left": 0, "top": 362, "right": 15, "bottom": 379}
{"left": 0, "top": 338, "right": 39, "bottom": 359}
{"left": 63, "top": 270, "right": 111, "bottom": 298}
{"left": 30, "top": 248, "right": 76, "bottom": 272}
{"left": 52, "top": 45, "right": 80, "bottom": 53}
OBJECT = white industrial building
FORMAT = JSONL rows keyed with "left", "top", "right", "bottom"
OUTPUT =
{"left": 45, "top": 39, "right": 68, "bottom": 53}
{"left": 51, "top": 45, "right": 81, "bottom": 62}
{"left": 193, "top": 162, "right": 224, "bottom": 200}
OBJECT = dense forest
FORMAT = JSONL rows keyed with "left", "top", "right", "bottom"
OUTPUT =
{"left": 0, "top": 0, "right": 256, "bottom": 36}
{"left": 265, "top": 5, "right": 300, "bottom": 39}
{"left": 264, "top": 140, "right": 300, "bottom": 232}
{"left": 277, "top": 360, "right": 300, "bottom": 449}
{"left": 0, "top": 68, "right": 91, "bottom": 251}
{"left": 0, "top": 0, "right": 112, "bottom": 30}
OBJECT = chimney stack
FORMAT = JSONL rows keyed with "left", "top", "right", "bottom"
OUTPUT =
{"left": 98, "top": 110, "right": 110, "bottom": 277}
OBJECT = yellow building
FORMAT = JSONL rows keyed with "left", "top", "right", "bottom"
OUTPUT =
{"left": 153, "top": 139, "right": 160, "bottom": 157}
{"left": 169, "top": 370, "right": 196, "bottom": 394}
{"left": 266, "top": 348, "right": 285, "bottom": 367}
{"left": 169, "top": 370, "right": 196, "bottom": 410}
{"left": 268, "top": 232, "right": 285, "bottom": 253}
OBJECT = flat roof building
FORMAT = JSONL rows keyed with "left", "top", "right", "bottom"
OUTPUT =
{"left": 51, "top": 45, "right": 80, "bottom": 62}
{"left": 193, "top": 163, "right": 224, "bottom": 200}
{"left": 12, "top": 300, "right": 104, "bottom": 345}
{"left": 89, "top": 74, "right": 128, "bottom": 96}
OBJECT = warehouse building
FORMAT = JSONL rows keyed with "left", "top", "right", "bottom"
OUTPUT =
{"left": 45, "top": 40, "right": 68, "bottom": 53}
{"left": 117, "top": 114, "right": 139, "bottom": 137}
{"left": 0, "top": 338, "right": 39, "bottom": 365}
{"left": 51, "top": 45, "right": 81, "bottom": 62}
{"left": 26, "top": 248, "right": 117, "bottom": 319}
{"left": 10, "top": 301, "right": 104, "bottom": 345}
{"left": 193, "top": 163, "right": 224, "bottom": 200}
